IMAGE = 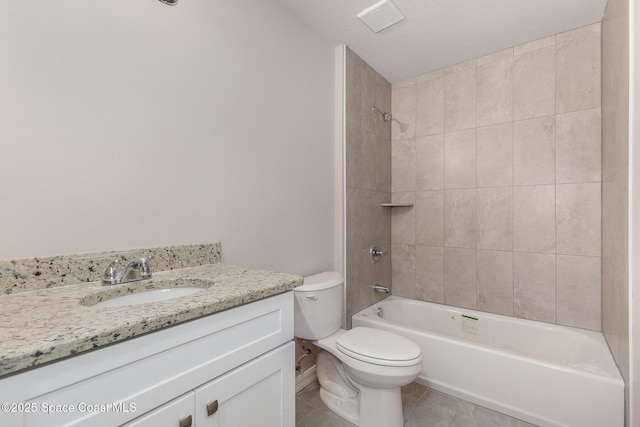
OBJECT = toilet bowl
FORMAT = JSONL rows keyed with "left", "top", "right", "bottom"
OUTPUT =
{"left": 294, "top": 272, "right": 422, "bottom": 427}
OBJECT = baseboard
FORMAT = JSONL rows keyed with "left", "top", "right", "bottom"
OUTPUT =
{"left": 295, "top": 364, "right": 317, "bottom": 393}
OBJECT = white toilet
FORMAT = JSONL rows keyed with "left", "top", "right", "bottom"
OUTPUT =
{"left": 294, "top": 272, "right": 422, "bottom": 427}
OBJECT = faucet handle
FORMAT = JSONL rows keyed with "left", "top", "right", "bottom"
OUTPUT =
{"left": 369, "top": 245, "right": 386, "bottom": 263}
{"left": 102, "top": 257, "right": 122, "bottom": 285}
{"left": 139, "top": 256, "right": 153, "bottom": 279}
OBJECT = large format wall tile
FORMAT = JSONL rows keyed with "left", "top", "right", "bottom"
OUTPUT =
{"left": 477, "top": 57, "right": 514, "bottom": 126}
{"left": 415, "top": 190, "right": 445, "bottom": 246}
{"left": 346, "top": 48, "right": 365, "bottom": 128}
{"left": 513, "top": 116, "right": 556, "bottom": 186}
{"left": 392, "top": 83, "right": 416, "bottom": 141}
{"left": 513, "top": 252, "right": 556, "bottom": 323}
{"left": 477, "top": 250, "right": 514, "bottom": 316}
{"left": 386, "top": 24, "right": 602, "bottom": 331}
{"left": 416, "top": 134, "right": 445, "bottom": 190}
{"left": 346, "top": 187, "right": 391, "bottom": 254}
{"left": 444, "top": 129, "right": 476, "bottom": 189}
{"left": 602, "top": 167, "right": 629, "bottom": 380}
{"left": 444, "top": 247, "right": 477, "bottom": 309}
{"left": 477, "top": 123, "right": 513, "bottom": 187}
{"left": 477, "top": 187, "right": 513, "bottom": 251}
{"left": 346, "top": 123, "right": 390, "bottom": 191}
{"left": 557, "top": 254, "right": 601, "bottom": 330}
{"left": 416, "top": 75, "right": 444, "bottom": 136}
{"left": 346, "top": 245, "right": 391, "bottom": 329}
{"left": 601, "top": 3, "right": 629, "bottom": 180}
{"left": 416, "top": 245, "right": 445, "bottom": 303}
{"left": 556, "top": 23, "right": 601, "bottom": 114}
{"left": 444, "top": 189, "right": 477, "bottom": 248}
{"left": 345, "top": 49, "right": 392, "bottom": 328}
{"left": 444, "top": 67, "right": 477, "bottom": 132}
{"left": 556, "top": 183, "right": 601, "bottom": 256}
{"left": 391, "top": 244, "right": 416, "bottom": 298}
{"left": 556, "top": 108, "right": 601, "bottom": 184}
{"left": 392, "top": 139, "right": 416, "bottom": 192}
{"left": 601, "top": 0, "right": 629, "bottom": 405}
{"left": 360, "top": 61, "right": 380, "bottom": 131}
{"left": 514, "top": 45, "right": 555, "bottom": 120}
{"left": 514, "top": 185, "right": 555, "bottom": 253}
{"left": 391, "top": 192, "right": 415, "bottom": 245}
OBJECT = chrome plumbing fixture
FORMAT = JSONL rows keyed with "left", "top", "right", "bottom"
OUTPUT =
{"left": 369, "top": 245, "right": 386, "bottom": 263}
{"left": 375, "top": 307, "right": 384, "bottom": 317}
{"left": 372, "top": 106, "right": 392, "bottom": 122}
{"left": 372, "top": 284, "right": 390, "bottom": 294}
{"left": 102, "top": 256, "right": 153, "bottom": 285}
{"left": 159, "top": 0, "right": 179, "bottom": 5}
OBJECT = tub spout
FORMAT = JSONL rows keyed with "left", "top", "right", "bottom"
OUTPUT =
{"left": 372, "top": 284, "right": 389, "bottom": 294}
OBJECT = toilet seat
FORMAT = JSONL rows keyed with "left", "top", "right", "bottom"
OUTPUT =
{"left": 336, "top": 327, "right": 422, "bottom": 367}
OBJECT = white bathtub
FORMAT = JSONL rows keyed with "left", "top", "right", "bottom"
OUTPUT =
{"left": 352, "top": 296, "right": 624, "bottom": 427}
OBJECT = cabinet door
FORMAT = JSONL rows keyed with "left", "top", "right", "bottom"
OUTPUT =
{"left": 122, "top": 393, "right": 194, "bottom": 427}
{"left": 195, "top": 342, "right": 294, "bottom": 427}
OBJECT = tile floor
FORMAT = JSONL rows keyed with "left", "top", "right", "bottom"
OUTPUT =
{"left": 295, "top": 382, "right": 536, "bottom": 427}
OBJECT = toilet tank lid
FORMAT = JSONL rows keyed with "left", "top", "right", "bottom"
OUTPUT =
{"left": 297, "top": 271, "right": 344, "bottom": 292}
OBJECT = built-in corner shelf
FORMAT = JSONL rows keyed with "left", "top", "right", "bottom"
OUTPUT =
{"left": 380, "top": 203, "right": 414, "bottom": 207}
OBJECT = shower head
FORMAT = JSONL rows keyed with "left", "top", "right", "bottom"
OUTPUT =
{"left": 159, "top": 0, "right": 179, "bottom": 5}
{"left": 372, "top": 107, "right": 392, "bottom": 122}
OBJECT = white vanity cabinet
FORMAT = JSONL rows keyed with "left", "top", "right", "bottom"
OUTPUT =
{"left": 0, "top": 292, "right": 294, "bottom": 427}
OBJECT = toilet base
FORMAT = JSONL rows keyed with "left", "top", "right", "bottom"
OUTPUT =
{"left": 316, "top": 350, "right": 406, "bottom": 427}
{"left": 319, "top": 381, "right": 405, "bottom": 427}
{"left": 318, "top": 387, "right": 359, "bottom": 424}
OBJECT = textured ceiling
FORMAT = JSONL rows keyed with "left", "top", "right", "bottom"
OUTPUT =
{"left": 276, "top": 0, "right": 608, "bottom": 83}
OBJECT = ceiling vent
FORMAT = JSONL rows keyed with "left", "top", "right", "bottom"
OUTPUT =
{"left": 357, "top": 0, "right": 405, "bottom": 33}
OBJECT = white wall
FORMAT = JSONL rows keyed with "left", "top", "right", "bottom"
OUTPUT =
{"left": 0, "top": 0, "right": 336, "bottom": 275}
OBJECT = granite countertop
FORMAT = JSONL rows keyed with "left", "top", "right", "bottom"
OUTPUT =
{"left": 0, "top": 264, "right": 302, "bottom": 377}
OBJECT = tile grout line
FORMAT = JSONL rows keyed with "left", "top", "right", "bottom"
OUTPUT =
{"left": 475, "top": 62, "right": 479, "bottom": 310}
{"left": 554, "top": 34, "right": 559, "bottom": 324}
{"left": 512, "top": 46, "right": 516, "bottom": 318}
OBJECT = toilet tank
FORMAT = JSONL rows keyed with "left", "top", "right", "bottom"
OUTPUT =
{"left": 294, "top": 272, "right": 343, "bottom": 340}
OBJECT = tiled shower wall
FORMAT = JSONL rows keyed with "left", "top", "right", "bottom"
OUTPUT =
{"left": 601, "top": 0, "right": 630, "bottom": 417}
{"left": 390, "top": 23, "right": 602, "bottom": 330}
{"left": 345, "top": 47, "right": 392, "bottom": 328}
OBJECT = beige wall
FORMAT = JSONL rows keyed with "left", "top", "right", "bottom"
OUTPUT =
{"left": 345, "top": 48, "right": 392, "bottom": 328}
{"left": 602, "top": 0, "right": 631, "bottom": 422}
{"left": 0, "top": 1, "right": 336, "bottom": 277}
{"left": 390, "top": 24, "right": 602, "bottom": 330}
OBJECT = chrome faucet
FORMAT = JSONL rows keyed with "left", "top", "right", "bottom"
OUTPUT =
{"left": 372, "top": 284, "right": 389, "bottom": 294}
{"left": 102, "top": 256, "right": 152, "bottom": 286}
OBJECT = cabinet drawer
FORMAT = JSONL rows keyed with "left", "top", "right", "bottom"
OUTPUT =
{"left": 24, "top": 293, "right": 293, "bottom": 427}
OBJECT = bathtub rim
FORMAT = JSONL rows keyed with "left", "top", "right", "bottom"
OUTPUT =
{"left": 353, "top": 295, "right": 624, "bottom": 385}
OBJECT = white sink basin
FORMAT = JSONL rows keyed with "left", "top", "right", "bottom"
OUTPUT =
{"left": 93, "top": 287, "right": 204, "bottom": 308}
